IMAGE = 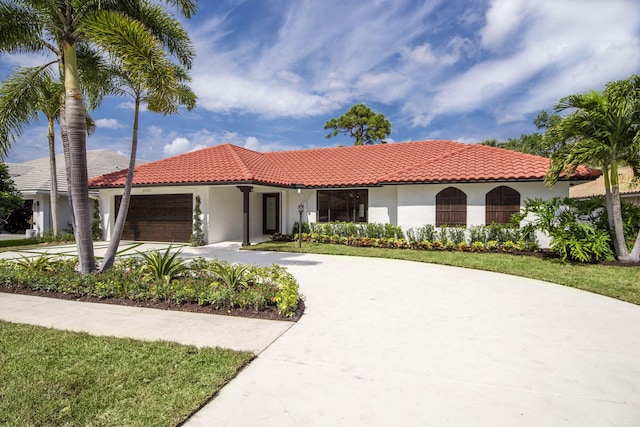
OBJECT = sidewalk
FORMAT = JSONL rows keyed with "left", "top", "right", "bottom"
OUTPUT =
{"left": 0, "top": 293, "right": 293, "bottom": 353}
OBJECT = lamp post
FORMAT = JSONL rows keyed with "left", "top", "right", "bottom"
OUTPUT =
{"left": 298, "top": 203, "right": 304, "bottom": 248}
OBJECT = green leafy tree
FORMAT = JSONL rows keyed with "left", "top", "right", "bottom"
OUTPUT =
{"left": 484, "top": 111, "right": 562, "bottom": 157}
{"left": 545, "top": 74, "right": 640, "bottom": 262}
{"left": 0, "top": 162, "right": 22, "bottom": 218}
{"left": 324, "top": 103, "right": 391, "bottom": 145}
{"left": 0, "top": 0, "right": 196, "bottom": 274}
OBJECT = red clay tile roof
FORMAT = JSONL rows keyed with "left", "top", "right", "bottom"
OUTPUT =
{"left": 88, "top": 140, "right": 601, "bottom": 188}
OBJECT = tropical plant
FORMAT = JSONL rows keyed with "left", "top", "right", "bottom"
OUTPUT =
{"left": 14, "top": 253, "right": 59, "bottom": 272}
{"left": 137, "top": 245, "right": 188, "bottom": 283}
{"left": 0, "top": 0, "right": 196, "bottom": 274}
{"left": 516, "top": 197, "right": 614, "bottom": 263}
{"left": 209, "top": 261, "right": 250, "bottom": 291}
{"left": 545, "top": 74, "right": 640, "bottom": 262}
{"left": 95, "top": 5, "right": 196, "bottom": 272}
{"left": 324, "top": 103, "right": 391, "bottom": 145}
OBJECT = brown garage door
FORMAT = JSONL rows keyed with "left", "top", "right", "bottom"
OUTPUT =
{"left": 115, "top": 194, "right": 193, "bottom": 242}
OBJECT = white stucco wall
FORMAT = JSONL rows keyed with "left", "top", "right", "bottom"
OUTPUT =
{"left": 22, "top": 193, "right": 73, "bottom": 236}
{"left": 395, "top": 181, "right": 569, "bottom": 231}
{"left": 369, "top": 186, "right": 397, "bottom": 224}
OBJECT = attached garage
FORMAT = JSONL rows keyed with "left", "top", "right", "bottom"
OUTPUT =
{"left": 115, "top": 194, "right": 193, "bottom": 242}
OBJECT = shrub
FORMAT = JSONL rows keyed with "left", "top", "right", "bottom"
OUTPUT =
{"left": 190, "top": 195, "right": 206, "bottom": 247}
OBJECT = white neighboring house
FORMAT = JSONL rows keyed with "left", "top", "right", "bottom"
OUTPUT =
{"left": 7, "top": 149, "right": 146, "bottom": 236}
{"left": 89, "top": 140, "right": 601, "bottom": 248}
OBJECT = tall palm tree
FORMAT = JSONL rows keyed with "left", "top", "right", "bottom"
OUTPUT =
{"left": 0, "top": 70, "right": 64, "bottom": 235}
{"left": 81, "top": 8, "right": 196, "bottom": 272}
{"left": 0, "top": 70, "right": 97, "bottom": 237}
{"left": 0, "top": 0, "right": 196, "bottom": 273}
{"left": 545, "top": 74, "right": 640, "bottom": 262}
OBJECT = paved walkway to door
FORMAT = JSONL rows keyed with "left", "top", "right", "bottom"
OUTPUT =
{"left": 1, "top": 242, "right": 639, "bottom": 426}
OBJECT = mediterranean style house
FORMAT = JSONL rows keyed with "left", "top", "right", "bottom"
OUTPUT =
{"left": 88, "top": 140, "right": 600, "bottom": 246}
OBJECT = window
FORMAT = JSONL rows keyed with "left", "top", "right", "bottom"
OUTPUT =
{"left": 317, "top": 189, "right": 368, "bottom": 222}
{"left": 436, "top": 187, "right": 467, "bottom": 226}
{"left": 485, "top": 186, "right": 520, "bottom": 224}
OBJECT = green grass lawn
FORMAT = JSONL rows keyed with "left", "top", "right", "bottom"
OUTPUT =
{"left": 0, "top": 321, "right": 253, "bottom": 426}
{"left": 248, "top": 241, "right": 640, "bottom": 305}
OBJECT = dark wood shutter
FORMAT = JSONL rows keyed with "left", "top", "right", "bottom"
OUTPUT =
{"left": 485, "top": 186, "right": 520, "bottom": 225}
{"left": 115, "top": 194, "right": 193, "bottom": 242}
{"left": 436, "top": 187, "right": 467, "bottom": 226}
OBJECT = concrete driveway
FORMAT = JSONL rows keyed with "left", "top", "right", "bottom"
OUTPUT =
{"left": 2, "top": 242, "right": 640, "bottom": 426}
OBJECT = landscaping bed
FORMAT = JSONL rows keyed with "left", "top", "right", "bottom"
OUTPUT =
{"left": 0, "top": 247, "right": 304, "bottom": 321}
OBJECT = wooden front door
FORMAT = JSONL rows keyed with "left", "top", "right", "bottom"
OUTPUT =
{"left": 262, "top": 193, "right": 280, "bottom": 234}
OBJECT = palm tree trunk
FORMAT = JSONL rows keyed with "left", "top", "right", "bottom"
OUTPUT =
{"left": 629, "top": 230, "right": 640, "bottom": 262}
{"left": 608, "top": 164, "right": 631, "bottom": 260}
{"left": 47, "top": 117, "right": 59, "bottom": 237}
{"left": 63, "top": 37, "right": 95, "bottom": 274}
{"left": 601, "top": 166, "right": 619, "bottom": 254}
{"left": 99, "top": 96, "right": 140, "bottom": 272}
{"left": 59, "top": 106, "right": 77, "bottom": 235}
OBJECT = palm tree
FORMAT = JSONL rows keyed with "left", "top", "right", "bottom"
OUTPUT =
{"left": 0, "top": 0, "right": 196, "bottom": 273}
{"left": 81, "top": 8, "right": 196, "bottom": 272}
{"left": 545, "top": 74, "right": 640, "bottom": 262}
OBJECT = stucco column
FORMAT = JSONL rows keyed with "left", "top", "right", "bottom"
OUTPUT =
{"left": 237, "top": 186, "right": 253, "bottom": 246}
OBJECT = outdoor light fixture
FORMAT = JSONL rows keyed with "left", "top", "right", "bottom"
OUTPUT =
{"left": 298, "top": 203, "right": 304, "bottom": 248}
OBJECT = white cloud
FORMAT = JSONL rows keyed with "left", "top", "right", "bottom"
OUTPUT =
{"left": 95, "top": 118, "right": 125, "bottom": 129}
{"left": 117, "top": 101, "right": 148, "bottom": 112}
{"left": 411, "top": 0, "right": 640, "bottom": 126}
{"left": 189, "top": 1, "right": 441, "bottom": 119}
{"left": 481, "top": 0, "right": 534, "bottom": 51}
{"left": 163, "top": 137, "right": 192, "bottom": 156}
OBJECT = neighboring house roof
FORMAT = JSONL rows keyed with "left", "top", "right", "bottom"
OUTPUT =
{"left": 88, "top": 140, "right": 601, "bottom": 189}
{"left": 570, "top": 166, "right": 640, "bottom": 199}
{"left": 8, "top": 149, "right": 147, "bottom": 194}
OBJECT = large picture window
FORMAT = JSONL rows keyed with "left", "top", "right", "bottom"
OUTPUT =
{"left": 317, "top": 189, "right": 368, "bottom": 223}
{"left": 436, "top": 187, "right": 467, "bottom": 226}
{"left": 485, "top": 186, "right": 520, "bottom": 225}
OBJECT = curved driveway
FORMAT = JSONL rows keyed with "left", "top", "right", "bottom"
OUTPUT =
{"left": 1, "top": 242, "right": 639, "bottom": 426}
{"left": 184, "top": 245, "right": 640, "bottom": 427}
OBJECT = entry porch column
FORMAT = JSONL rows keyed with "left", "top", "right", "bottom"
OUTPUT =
{"left": 237, "top": 186, "right": 253, "bottom": 246}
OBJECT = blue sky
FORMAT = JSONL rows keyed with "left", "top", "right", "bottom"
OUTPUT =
{"left": 2, "top": 0, "right": 639, "bottom": 163}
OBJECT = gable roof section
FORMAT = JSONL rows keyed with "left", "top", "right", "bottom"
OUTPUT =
{"left": 88, "top": 140, "right": 601, "bottom": 189}
{"left": 9, "top": 150, "right": 146, "bottom": 194}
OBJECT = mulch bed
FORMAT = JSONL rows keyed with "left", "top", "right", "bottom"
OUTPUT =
{"left": 0, "top": 287, "right": 305, "bottom": 322}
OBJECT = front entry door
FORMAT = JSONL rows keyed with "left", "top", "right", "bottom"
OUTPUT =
{"left": 262, "top": 193, "right": 280, "bottom": 234}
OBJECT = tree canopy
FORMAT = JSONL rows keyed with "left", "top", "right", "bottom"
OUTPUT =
{"left": 479, "top": 110, "right": 561, "bottom": 157}
{"left": 324, "top": 103, "right": 391, "bottom": 145}
{"left": 0, "top": 163, "right": 22, "bottom": 218}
